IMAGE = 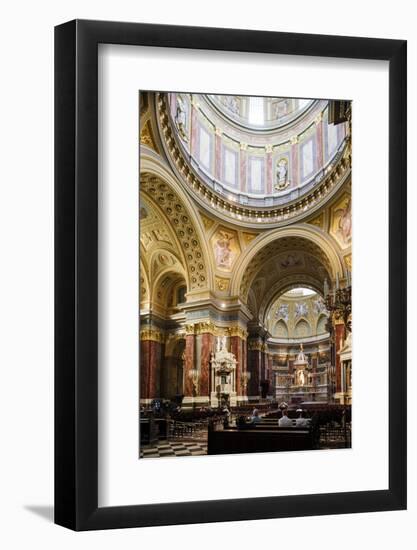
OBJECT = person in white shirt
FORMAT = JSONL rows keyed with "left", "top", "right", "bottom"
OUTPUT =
{"left": 250, "top": 408, "right": 262, "bottom": 424}
{"left": 278, "top": 409, "right": 293, "bottom": 427}
{"left": 295, "top": 408, "right": 308, "bottom": 427}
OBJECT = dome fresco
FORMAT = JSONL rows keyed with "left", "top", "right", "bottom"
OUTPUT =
{"left": 207, "top": 95, "right": 315, "bottom": 131}
{"left": 266, "top": 287, "right": 329, "bottom": 340}
{"left": 165, "top": 92, "right": 348, "bottom": 213}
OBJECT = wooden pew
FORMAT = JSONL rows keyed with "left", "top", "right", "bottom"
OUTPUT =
{"left": 208, "top": 427, "right": 314, "bottom": 455}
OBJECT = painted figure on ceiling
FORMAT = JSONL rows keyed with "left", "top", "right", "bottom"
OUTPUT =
{"left": 295, "top": 302, "right": 308, "bottom": 318}
{"left": 214, "top": 231, "right": 234, "bottom": 270}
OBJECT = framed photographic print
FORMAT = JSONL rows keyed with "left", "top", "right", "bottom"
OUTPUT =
{"left": 55, "top": 20, "right": 407, "bottom": 530}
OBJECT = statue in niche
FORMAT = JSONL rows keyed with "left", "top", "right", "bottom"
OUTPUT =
{"left": 298, "top": 370, "right": 305, "bottom": 386}
{"left": 214, "top": 231, "right": 234, "bottom": 270}
{"left": 216, "top": 335, "right": 227, "bottom": 352}
{"left": 275, "top": 158, "right": 289, "bottom": 190}
{"left": 175, "top": 94, "right": 188, "bottom": 142}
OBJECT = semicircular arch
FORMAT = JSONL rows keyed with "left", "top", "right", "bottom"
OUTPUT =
{"left": 140, "top": 153, "right": 213, "bottom": 293}
{"left": 230, "top": 224, "right": 344, "bottom": 301}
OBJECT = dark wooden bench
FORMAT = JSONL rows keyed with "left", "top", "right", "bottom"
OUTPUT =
{"left": 140, "top": 417, "right": 158, "bottom": 446}
{"left": 208, "top": 427, "right": 314, "bottom": 455}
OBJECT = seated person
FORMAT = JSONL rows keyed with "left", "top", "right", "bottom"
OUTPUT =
{"left": 295, "top": 408, "right": 308, "bottom": 427}
{"left": 237, "top": 415, "right": 249, "bottom": 429}
{"left": 249, "top": 408, "right": 262, "bottom": 424}
{"left": 278, "top": 408, "right": 293, "bottom": 427}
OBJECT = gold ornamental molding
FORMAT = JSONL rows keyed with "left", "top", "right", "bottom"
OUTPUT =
{"left": 229, "top": 326, "right": 248, "bottom": 340}
{"left": 215, "top": 277, "right": 230, "bottom": 292}
{"left": 156, "top": 93, "right": 351, "bottom": 228}
{"left": 184, "top": 322, "right": 248, "bottom": 339}
{"left": 140, "top": 328, "right": 165, "bottom": 343}
{"left": 247, "top": 340, "right": 263, "bottom": 352}
{"left": 140, "top": 172, "right": 209, "bottom": 292}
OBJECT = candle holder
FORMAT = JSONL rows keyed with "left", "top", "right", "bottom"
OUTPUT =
{"left": 241, "top": 370, "right": 251, "bottom": 392}
{"left": 188, "top": 368, "right": 199, "bottom": 392}
{"left": 325, "top": 284, "right": 352, "bottom": 334}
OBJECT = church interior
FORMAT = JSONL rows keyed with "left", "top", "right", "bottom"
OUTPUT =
{"left": 139, "top": 91, "right": 352, "bottom": 458}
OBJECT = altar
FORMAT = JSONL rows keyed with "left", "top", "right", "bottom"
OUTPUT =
{"left": 274, "top": 344, "right": 327, "bottom": 404}
{"left": 210, "top": 337, "right": 237, "bottom": 407}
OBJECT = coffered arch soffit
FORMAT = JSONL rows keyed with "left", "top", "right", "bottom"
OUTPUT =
{"left": 230, "top": 224, "right": 344, "bottom": 302}
{"left": 140, "top": 154, "right": 213, "bottom": 293}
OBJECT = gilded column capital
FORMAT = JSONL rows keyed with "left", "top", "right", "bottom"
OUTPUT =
{"left": 140, "top": 328, "right": 165, "bottom": 343}
{"left": 229, "top": 326, "right": 248, "bottom": 340}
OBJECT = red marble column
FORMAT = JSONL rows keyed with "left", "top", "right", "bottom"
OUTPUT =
{"left": 184, "top": 333, "right": 195, "bottom": 397}
{"left": 200, "top": 332, "right": 214, "bottom": 397}
{"left": 140, "top": 339, "right": 163, "bottom": 400}
{"left": 140, "top": 340, "right": 150, "bottom": 400}
{"left": 335, "top": 324, "right": 345, "bottom": 393}
{"left": 231, "top": 336, "right": 244, "bottom": 397}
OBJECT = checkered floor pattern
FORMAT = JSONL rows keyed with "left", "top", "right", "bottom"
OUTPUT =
{"left": 140, "top": 439, "right": 208, "bottom": 458}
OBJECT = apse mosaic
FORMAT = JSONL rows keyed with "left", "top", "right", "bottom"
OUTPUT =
{"left": 139, "top": 91, "right": 352, "bottom": 460}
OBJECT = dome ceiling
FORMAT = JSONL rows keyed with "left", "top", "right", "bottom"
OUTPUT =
{"left": 156, "top": 92, "right": 351, "bottom": 227}
{"left": 207, "top": 95, "right": 315, "bottom": 132}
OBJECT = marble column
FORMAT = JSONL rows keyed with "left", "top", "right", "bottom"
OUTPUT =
{"left": 190, "top": 102, "right": 198, "bottom": 155}
{"left": 240, "top": 144, "right": 247, "bottom": 192}
{"left": 315, "top": 116, "right": 324, "bottom": 169}
{"left": 266, "top": 150, "right": 273, "bottom": 194}
{"left": 184, "top": 333, "right": 195, "bottom": 398}
{"left": 247, "top": 339, "right": 261, "bottom": 398}
{"left": 140, "top": 338, "right": 163, "bottom": 401}
{"left": 231, "top": 335, "right": 244, "bottom": 399}
{"left": 335, "top": 323, "right": 345, "bottom": 393}
{"left": 214, "top": 130, "right": 222, "bottom": 181}
{"left": 290, "top": 137, "right": 299, "bottom": 188}
{"left": 199, "top": 332, "right": 214, "bottom": 398}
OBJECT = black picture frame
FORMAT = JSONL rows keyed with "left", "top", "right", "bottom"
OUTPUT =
{"left": 55, "top": 19, "right": 407, "bottom": 531}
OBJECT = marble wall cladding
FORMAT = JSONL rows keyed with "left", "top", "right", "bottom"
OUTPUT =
{"left": 200, "top": 332, "right": 214, "bottom": 396}
{"left": 230, "top": 335, "right": 243, "bottom": 396}
{"left": 248, "top": 348, "right": 261, "bottom": 396}
{"left": 140, "top": 340, "right": 163, "bottom": 400}
{"left": 335, "top": 323, "right": 345, "bottom": 393}
{"left": 184, "top": 334, "right": 195, "bottom": 397}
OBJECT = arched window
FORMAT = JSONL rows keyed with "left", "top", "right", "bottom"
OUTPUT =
{"left": 294, "top": 319, "right": 311, "bottom": 338}
{"left": 177, "top": 285, "right": 186, "bottom": 305}
{"left": 317, "top": 314, "right": 328, "bottom": 335}
{"left": 275, "top": 320, "right": 289, "bottom": 338}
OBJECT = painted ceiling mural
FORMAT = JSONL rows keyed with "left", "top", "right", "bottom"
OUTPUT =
{"left": 139, "top": 91, "right": 351, "bottom": 341}
{"left": 165, "top": 92, "right": 347, "bottom": 212}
